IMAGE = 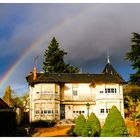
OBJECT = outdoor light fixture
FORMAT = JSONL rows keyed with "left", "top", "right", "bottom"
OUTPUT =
{"left": 86, "top": 103, "right": 90, "bottom": 117}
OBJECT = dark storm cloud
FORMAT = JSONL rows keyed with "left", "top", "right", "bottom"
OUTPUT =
{"left": 0, "top": 3, "right": 139, "bottom": 95}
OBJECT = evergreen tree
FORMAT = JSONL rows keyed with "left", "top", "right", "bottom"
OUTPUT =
{"left": 101, "top": 106, "right": 128, "bottom": 137}
{"left": 125, "top": 32, "right": 140, "bottom": 85}
{"left": 43, "top": 37, "right": 79, "bottom": 73}
{"left": 82, "top": 112, "right": 101, "bottom": 137}
{"left": 74, "top": 114, "right": 86, "bottom": 136}
{"left": 3, "top": 86, "right": 14, "bottom": 108}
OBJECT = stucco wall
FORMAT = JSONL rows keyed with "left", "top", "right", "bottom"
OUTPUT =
{"left": 29, "top": 82, "right": 124, "bottom": 123}
{"left": 64, "top": 83, "right": 95, "bottom": 101}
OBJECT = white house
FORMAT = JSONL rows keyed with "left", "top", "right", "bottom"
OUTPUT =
{"left": 26, "top": 61, "right": 125, "bottom": 124}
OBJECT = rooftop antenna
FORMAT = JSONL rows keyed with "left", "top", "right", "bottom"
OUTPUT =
{"left": 107, "top": 50, "right": 110, "bottom": 63}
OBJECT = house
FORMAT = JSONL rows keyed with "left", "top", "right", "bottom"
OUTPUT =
{"left": 0, "top": 98, "right": 16, "bottom": 128}
{"left": 26, "top": 60, "right": 125, "bottom": 124}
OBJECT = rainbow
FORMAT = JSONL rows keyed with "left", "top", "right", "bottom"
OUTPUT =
{"left": 0, "top": 6, "right": 91, "bottom": 92}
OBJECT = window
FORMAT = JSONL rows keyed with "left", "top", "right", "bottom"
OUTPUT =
{"left": 111, "top": 88, "right": 114, "bottom": 93}
{"left": 99, "top": 91, "right": 103, "bottom": 93}
{"left": 106, "top": 109, "right": 110, "bottom": 113}
{"left": 73, "top": 111, "right": 85, "bottom": 114}
{"left": 100, "top": 109, "right": 104, "bottom": 113}
{"left": 44, "top": 110, "right": 48, "bottom": 114}
{"left": 55, "top": 110, "right": 58, "bottom": 114}
{"left": 105, "top": 88, "right": 117, "bottom": 94}
{"left": 35, "top": 110, "right": 40, "bottom": 114}
{"left": 108, "top": 89, "right": 111, "bottom": 93}
{"left": 73, "top": 90, "right": 78, "bottom": 96}
{"left": 36, "top": 92, "right": 40, "bottom": 94}
{"left": 48, "top": 110, "right": 53, "bottom": 114}
{"left": 72, "top": 84, "right": 78, "bottom": 96}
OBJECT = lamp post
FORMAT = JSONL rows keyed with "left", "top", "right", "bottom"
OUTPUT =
{"left": 86, "top": 103, "right": 90, "bottom": 117}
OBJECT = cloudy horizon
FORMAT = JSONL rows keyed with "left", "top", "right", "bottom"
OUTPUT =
{"left": 0, "top": 3, "right": 138, "bottom": 96}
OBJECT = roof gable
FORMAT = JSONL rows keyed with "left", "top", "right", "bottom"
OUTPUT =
{"left": 0, "top": 98, "right": 12, "bottom": 109}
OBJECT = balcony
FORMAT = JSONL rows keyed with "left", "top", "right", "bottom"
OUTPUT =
{"left": 34, "top": 94, "right": 60, "bottom": 100}
{"left": 62, "top": 95, "right": 96, "bottom": 102}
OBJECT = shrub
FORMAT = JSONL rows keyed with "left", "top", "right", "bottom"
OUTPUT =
{"left": 101, "top": 106, "right": 128, "bottom": 137}
{"left": 30, "top": 120, "right": 56, "bottom": 128}
{"left": 74, "top": 114, "right": 86, "bottom": 136}
{"left": 82, "top": 112, "right": 101, "bottom": 137}
{"left": 66, "top": 125, "right": 77, "bottom": 136}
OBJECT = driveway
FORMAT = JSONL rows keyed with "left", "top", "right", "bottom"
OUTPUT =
{"left": 32, "top": 125, "right": 73, "bottom": 137}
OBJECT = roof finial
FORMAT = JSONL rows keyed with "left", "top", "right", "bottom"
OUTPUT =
{"left": 107, "top": 50, "right": 110, "bottom": 63}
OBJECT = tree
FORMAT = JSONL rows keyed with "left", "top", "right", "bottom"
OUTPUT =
{"left": 101, "top": 106, "right": 128, "bottom": 137}
{"left": 123, "top": 84, "right": 140, "bottom": 117}
{"left": 43, "top": 37, "right": 79, "bottom": 73}
{"left": 82, "top": 112, "right": 101, "bottom": 137}
{"left": 125, "top": 32, "right": 140, "bottom": 85}
{"left": 74, "top": 114, "right": 86, "bottom": 136}
{"left": 21, "top": 93, "right": 29, "bottom": 111}
{"left": 3, "top": 86, "right": 14, "bottom": 108}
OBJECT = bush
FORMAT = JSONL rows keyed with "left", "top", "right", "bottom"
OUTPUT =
{"left": 74, "top": 114, "right": 86, "bottom": 136}
{"left": 66, "top": 125, "right": 77, "bottom": 136}
{"left": 101, "top": 106, "right": 128, "bottom": 137}
{"left": 30, "top": 120, "right": 56, "bottom": 128}
{"left": 82, "top": 112, "right": 101, "bottom": 137}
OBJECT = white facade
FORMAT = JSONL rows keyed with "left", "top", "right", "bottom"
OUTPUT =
{"left": 29, "top": 82, "right": 124, "bottom": 123}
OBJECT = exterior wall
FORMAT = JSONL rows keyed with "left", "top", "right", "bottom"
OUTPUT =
{"left": 63, "top": 83, "right": 95, "bottom": 101}
{"left": 65, "top": 104, "right": 95, "bottom": 120}
{"left": 29, "top": 83, "right": 60, "bottom": 123}
{"left": 29, "top": 82, "right": 124, "bottom": 124}
{"left": 94, "top": 83, "right": 124, "bottom": 124}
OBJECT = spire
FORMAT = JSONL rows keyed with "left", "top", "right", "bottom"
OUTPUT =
{"left": 107, "top": 51, "right": 110, "bottom": 63}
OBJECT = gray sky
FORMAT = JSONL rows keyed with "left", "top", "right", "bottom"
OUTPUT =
{"left": 0, "top": 3, "right": 139, "bottom": 96}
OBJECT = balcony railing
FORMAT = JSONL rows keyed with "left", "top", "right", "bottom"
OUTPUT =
{"left": 34, "top": 94, "right": 60, "bottom": 100}
{"left": 63, "top": 95, "right": 96, "bottom": 102}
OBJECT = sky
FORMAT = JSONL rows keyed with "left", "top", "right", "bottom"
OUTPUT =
{"left": 0, "top": 3, "right": 139, "bottom": 97}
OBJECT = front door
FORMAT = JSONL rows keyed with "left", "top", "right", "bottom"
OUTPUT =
{"left": 60, "top": 104, "right": 65, "bottom": 119}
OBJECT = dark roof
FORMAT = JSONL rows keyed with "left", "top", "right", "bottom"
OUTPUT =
{"left": 26, "top": 63, "right": 125, "bottom": 86}
{"left": 102, "top": 63, "right": 124, "bottom": 81}
{"left": 0, "top": 98, "right": 12, "bottom": 109}
{"left": 26, "top": 72, "right": 125, "bottom": 86}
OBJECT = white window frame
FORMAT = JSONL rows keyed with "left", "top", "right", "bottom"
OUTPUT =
{"left": 100, "top": 109, "right": 105, "bottom": 114}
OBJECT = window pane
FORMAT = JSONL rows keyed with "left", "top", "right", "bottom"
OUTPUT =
{"left": 73, "top": 90, "right": 78, "bottom": 96}
{"left": 100, "top": 109, "right": 104, "bottom": 113}
{"left": 111, "top": 88, "right": 114, "bottom": 93}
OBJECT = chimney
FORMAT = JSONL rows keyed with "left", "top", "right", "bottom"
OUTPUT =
{"left": 33, "top": 67, "right": 37, "bottom": 80}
